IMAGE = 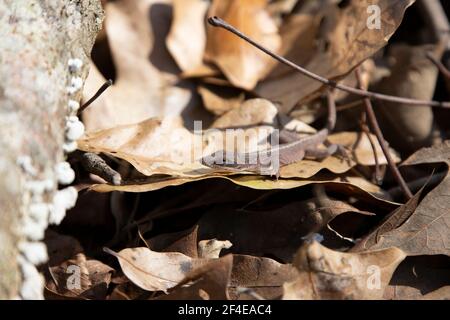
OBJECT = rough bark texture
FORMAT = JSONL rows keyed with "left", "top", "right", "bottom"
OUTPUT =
{"left": 0, "top": 0, "right": 103, "bottom": 299}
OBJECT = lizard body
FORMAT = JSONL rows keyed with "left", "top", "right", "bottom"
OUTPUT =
{"left": 201, "top": 90, "right": 338, "bottom": 176}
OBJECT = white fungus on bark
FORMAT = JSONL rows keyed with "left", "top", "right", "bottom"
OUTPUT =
{"left": 67, "top": 76, "right": 83, "bottom": 94}
{"left": 21, "top": 216, "right": 47, "bottom": 241}
{"left": 17, "top": 256, "right": 45, "bottom": 300}
{"left": 55, "top": 161, "right": 75, "bottom": 185}
{"left": 28, "top": 203, "right": 50, "bottom": 222}
{"left": 48, "top": 186, "right": 78, "bottom": 225}
{"left": 63, "top": 141, "right": 78, "bottom": 153}
{"left": 18, "top": 241, "right": 48, "bottom": 266}
{"left": 68, "top": 58, "right": 83, "bottom": 73}
{"left": 65, "top": 116, "right": 85, "bottom": 141}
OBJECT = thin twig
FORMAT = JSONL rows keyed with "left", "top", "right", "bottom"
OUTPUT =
{"left": 77, "top": 79, "right": 113, "bottom": 116}
{"left": 207, "top": 17, "right": 450, "bottom": 110}
{"left": 355, "top": 68, "right": 412, "bottom": 200}
{"left": 359, "top": 112, "right": 383, "bottom": 184}
{"left": 427, "top": 52, "right": 450, "bottom": 80}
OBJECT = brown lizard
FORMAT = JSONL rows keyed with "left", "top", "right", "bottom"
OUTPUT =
{"left": 201, "top": 90, "right": 340, "bottom": 177}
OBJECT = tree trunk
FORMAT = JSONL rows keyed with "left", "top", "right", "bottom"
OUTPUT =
{"left": 0, "top": 0, "right": 103, "bottom": 299}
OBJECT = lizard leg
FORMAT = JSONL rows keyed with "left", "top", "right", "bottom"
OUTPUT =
{"left": 329, "top": 142, "right": 353, "bottom": 165}
{"left": 313, "top": 141, "right": 353, "bottom": 165}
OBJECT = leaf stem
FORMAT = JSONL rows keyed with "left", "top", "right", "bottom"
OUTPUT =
{"left": 78, "top": 79, "right": 113, "bottom": 116}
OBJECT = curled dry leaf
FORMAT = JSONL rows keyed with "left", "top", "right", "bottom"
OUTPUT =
{"left": 158, "top": 254, "right": 300, "bottom": 301}
{"left": 279, "top": 131, "right": 400, "bottom": 179}
{"left": 266, "top": 0, "right": 298, "bottom": 20}
{"left": 198, "top": 84, "right": 245, "bottom": 116}
{"left": 139, "top": 179, "right": 264, "bottom": 220}
{"left": 79, "top": 117, "right": 207, "bottom": 176}
{"left": 198, "top": 196, "right": 374, "bottom": 261}
{"left": 421, "top": 286, "right": 450, "bottom": 300}
{"left": 157, "top": 255, "right": 233, "bottom": 300}
{"left": 45, "top": 230, "right": 84, "bottom": 266}
{"left": 46, "top": 255, "right": 114, "bottom": 300}
{"left": 44, "top": 231, "right": 114, "bottom": 300}
{"left": 384, "top": 255, "right": 450, "bottom": 300}
{"left": 88, "top": 174, "right": 391, "bottom": 209}
{"left": 211, "top": 98, "right": 278, "bottom": 128}
{"left": 283, "top": 242, "right": 406, "bottom": 300}
{"left": 198, "top": 239, "right": 233, "bottom": 259}
{"left": 78, "top": 116, "right": 274, "bottom": 177}
{"left": 105, "top": 247, "right": 210, "bottom": 293}
{"left": 352, "top": 186, "right": 424, "bottom": 252}
{"left": 260, "top": 12, "right": 319, "bottom": 82}
{"left": 368, "top": 141, "right": 450, "bottom": 256}
{"left": 82, "top": 0, "right": 198, "bottom": 132}
{"left": 148, "top": 225, "right": 199, "bottom": 258}
{"left": 256, "top": 0, "right": 416, "bottom": 112}
{"left": 329, "top": 132, "right": 401, "bottom": 167}
{"left": 205, "top": 0, "right": 281, "bottom": 90}
{"left": 79, "top": 119, "right": 394, "bottom": 181}
{"left": 373, "top": 44, "right": 438, "bottom": 154}
{"left": 166, "top": 0, "right": 209, "bottom": 72}
{"left": 229, "top": 255, "right": 299, "bottom": 300}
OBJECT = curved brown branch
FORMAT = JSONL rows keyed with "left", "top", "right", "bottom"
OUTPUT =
{"left": 355, "top": 68, "right": 413, "bottom": 200}
{"left": 207, "top": 16, "right": 450, "bottom": 110}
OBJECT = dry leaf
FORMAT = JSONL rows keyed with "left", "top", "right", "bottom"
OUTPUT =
{"left": 88, "top": 173, "right": 390, "bottom": 208}
{"left": 283, "top": 242, "right": 406, "bottom": 300}
{"left": 108, "top": 282, "right": 148, "bottom": 300}
{"left": 198, "top": 84, "right": 245, "bottom": 115}
{"left": 373, "top": 44, "right": 438, "bottom": 154}
{"left": 80, "top": 117, "right": 393, "bottom": 180}
{"left": 198, "top": 196, "right": 374, "bottom": 261}
{"left": 82, "top": 0, "right": 198, "bottom": 132}
{"left": 198, "top": 239, "right": 233, "bottom": 259}
{"left": 211, "top": 98, "right": 278, "bottom": 128}
{"left": 46, "top": 255, "right": 114, "bottom": 300}
{"left": 280, "top": 131, "right": 400, "bottom": 179}
{"left": 148, "top": 225, "right": 199, "bottom": 258}
{"left": 166, "top": 0, "right": 209, "bottom": 72}
{"left": 352, "top": 187, "right": 424, "bottom": 252}
{"left": 422, "top": 287, "right": 450, "bottom": 300}
{"left": 369, "top": 142, "right": 450, "bottom": 256}
{"left": 45, "top": 230, "right": 84, "bottom": 266}
{"left": 256, "top": 0, "right": 416, "bottom": 112}
{"left": 229, "top": 255, "right": 299, "bottom": 300}
{"left": 205, "top": 0, "right": 281, "bottom": 90}
{"left": 140, "top": 179, "right": 265, "bottom": 220}
{"left": 106, "top": 247, "right": 212, "bottom": 293}
{"left": 261, "top": 12, "right": 319, "bottom": 81}
{"left": 78, "top": 116, "right": 274, "bottom": 177}
{"left": 157, "top": 255, "right": 233, "bottom": 300}
{"left": 44, "top": 232, "right": 114, "bottom": 300}
{"left": 384, "top": 255, "right": 450, "bottom": 300}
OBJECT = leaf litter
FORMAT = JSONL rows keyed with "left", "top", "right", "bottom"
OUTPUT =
{"left": 46, "top": 0, "right": 450, "bottom": 300}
